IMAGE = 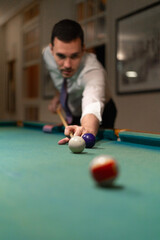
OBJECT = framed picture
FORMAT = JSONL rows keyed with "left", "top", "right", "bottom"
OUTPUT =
{"left": 116, "top": 2, "right": 160, "bottom": 94}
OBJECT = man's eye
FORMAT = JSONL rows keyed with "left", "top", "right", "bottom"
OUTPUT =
{"left": 71, "top": 54, "right": 79, "bottom": 59}
{"left": 57, "top": 54, "right": 65, "bottom": 59}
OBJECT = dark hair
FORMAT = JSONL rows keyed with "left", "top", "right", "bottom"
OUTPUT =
{"left": 51, "top": 19, "right": 84, "bottom": 46}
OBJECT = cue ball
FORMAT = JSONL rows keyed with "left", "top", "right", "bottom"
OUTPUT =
{"left": 68, "top": 136, "right": 86, "bottom": 153}
{"left": 82, "top": 133, "right": 96, "bottom": 148}
{"left": 90, "top": 155, "right": 118, "bottom": 186}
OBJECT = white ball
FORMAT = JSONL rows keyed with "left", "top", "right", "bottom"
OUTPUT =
{"left": 68, "top": 136, "right": 86, "bottom": 153}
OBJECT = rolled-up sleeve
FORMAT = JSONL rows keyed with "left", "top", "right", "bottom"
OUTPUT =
{"left": 81, "top": 68, "right": 108, "bottom": 123}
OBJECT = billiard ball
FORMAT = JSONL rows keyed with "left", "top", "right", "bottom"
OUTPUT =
{"left": 82, "top": 133, "right": 96, "bottom": 148}
{"left": 68, "top": 136, "right": 86, "bottom": 153}
{"left": 90, "top": 155, "right": 118, "bottom": 186}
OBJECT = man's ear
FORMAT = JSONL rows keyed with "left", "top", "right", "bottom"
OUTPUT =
{"left": 82, "top": 44, "right": 85, "bottom": 55}
{"left": 49, "top": 43, "right": 53, "bottom": 51}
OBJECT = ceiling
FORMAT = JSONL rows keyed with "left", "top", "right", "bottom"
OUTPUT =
{"left": 0, "top": 0, "right": 33, "bottom": 25}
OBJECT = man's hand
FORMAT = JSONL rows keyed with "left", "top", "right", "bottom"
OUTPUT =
{"left": 58, "top": 114, "right": 99, "bottom": 145}
{"left": 58, "top": 126, "right": 86, "bottom": 145}
{"left": 48, "top": 92, "right": 60, "bottom": 113}
{"left": 65, "top": 125, "right": 87, "bottom": 137}
{"left": 58, "top": 137, "right": 70, "bottom": 145}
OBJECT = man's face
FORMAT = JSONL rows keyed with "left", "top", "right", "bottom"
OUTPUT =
{"left": 50, "top": 37, "right": 84, "bottom": 78}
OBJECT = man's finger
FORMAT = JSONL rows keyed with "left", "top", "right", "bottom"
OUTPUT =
{"left": 58, "top": 137, "right": 70, "bottom": 145}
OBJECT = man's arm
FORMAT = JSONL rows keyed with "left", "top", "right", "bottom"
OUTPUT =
{"left": 48, "top": 91, "right": 60, "bottom": 113}
{"left": 80, "top": 113, "right": 99, "bottom": 136}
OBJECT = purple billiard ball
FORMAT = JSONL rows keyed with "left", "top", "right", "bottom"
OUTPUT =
{"left": 82, "top": 133, "right": 96, "bottom": 148}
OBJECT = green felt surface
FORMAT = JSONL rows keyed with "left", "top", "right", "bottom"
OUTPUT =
{"left": 0, "top": 125, "right": 160, "bottom": 240}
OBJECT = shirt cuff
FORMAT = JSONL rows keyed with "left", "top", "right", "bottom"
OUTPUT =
{"left": 81, "top": 101, "right": 104, "bottom": 123}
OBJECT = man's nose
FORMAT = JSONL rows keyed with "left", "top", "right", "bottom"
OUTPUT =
{"left": 64, "top": 58, "right": 71, "bottom": 68}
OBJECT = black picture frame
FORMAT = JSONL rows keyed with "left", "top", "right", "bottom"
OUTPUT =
{"left": 116, "top": 2, "right": 160, "bottom": 95}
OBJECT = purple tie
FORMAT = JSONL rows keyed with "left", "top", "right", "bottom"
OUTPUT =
{"left": 60, "top": 78, "right": 72, "bottom": 124}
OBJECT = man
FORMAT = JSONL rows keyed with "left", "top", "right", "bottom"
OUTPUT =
{"left": 43, "top": 19, "right": 117, "bottom": 144}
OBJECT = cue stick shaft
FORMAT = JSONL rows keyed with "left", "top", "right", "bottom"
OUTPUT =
{"left": 57, "top": 108, "right": 68, "bottom": 128}
{"left": 56, "top": 108, "right": 73, "bottom": 137}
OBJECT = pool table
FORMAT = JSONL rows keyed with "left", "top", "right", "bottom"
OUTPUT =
{"left": 0, "top": 121, "right": 160, "bottom": 240}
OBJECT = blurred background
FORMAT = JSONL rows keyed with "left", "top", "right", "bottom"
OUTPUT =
{"left": 0, "top": 0, "right": 159, "bottom": 132}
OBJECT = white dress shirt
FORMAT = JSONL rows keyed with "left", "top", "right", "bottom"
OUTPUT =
{"left": 43, "top": 46, "right": 111, "bottom": 123}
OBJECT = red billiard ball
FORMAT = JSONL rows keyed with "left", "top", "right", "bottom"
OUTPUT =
{"left": 82, "top": 133, "right": 96, "bottom": 148}
{"left": 90, "top": 155, "right": 118, "bottom": 186}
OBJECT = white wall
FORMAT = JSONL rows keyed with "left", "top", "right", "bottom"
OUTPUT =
{"left": 107, "top": 0, "right": 160, "bottom": 132}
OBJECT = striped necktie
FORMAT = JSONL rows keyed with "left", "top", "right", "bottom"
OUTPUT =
{"left": 60, "top": 78, "right": 72, "bottom": 124}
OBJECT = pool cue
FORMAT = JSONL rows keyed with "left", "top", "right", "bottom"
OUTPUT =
{"left": 56, "top": 108, "right": 73, "bottom": 137}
